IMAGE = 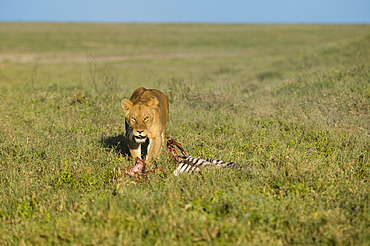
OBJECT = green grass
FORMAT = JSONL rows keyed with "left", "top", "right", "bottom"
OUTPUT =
{"left": 0, "top": 23, "right": 369, "bottom": 245}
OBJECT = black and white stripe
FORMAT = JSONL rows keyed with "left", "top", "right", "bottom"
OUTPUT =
{"left": 173, "top": 155, "right": 251, "bottom": 176}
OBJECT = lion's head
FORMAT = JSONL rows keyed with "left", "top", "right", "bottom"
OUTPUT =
{"left": 121, "top": 96, "right": 159, "bottom": 143}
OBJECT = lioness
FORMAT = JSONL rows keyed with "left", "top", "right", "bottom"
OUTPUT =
{"left": 121, "top": 87, "right": 169, "bottom": 163}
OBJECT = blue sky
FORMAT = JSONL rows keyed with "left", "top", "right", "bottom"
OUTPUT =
{"left": 0, "top": 0, "right": 369, "bottom": 24}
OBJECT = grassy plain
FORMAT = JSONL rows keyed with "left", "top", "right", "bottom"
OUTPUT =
{"left": 0, "top": 23, "right": 369, "bottom": 245}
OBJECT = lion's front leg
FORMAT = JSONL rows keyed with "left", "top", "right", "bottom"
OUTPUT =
{"left": 146, "top": 136, "right": 162, "bottom": 164}
{"left": 129, "top": 146, "right": 141, "bottom": 160}
{"left": 126, "top": 134, "right": 142, "bottom": 160}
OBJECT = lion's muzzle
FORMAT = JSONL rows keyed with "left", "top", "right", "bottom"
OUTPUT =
{"left": 134, "top": 132, "right": 148, "bottom": 143}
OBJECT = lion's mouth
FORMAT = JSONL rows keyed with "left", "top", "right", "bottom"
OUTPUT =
{"left": 134, "top": 135, "right": 147, "bottom": 143}
{"left": 134, "top": 135, "right": 147, "bottom": 140}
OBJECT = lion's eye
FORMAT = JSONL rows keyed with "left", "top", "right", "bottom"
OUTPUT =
{"left": 144, "top": 116, "right": 149, "bottom": 122}
{"left": 131, "top": 117, "right": 136, "bottom": 122}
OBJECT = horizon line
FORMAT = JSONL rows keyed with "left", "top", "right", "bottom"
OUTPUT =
{"left": 1, "top": 20, "right": 370, "bottom": 25}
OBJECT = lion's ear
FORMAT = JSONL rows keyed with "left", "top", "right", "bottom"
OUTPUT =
{"left": 146, "top": 96, "right": 159, "bottom": 107}
{"left": 121, "top": 99, "right": 133, "bottom": 114}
